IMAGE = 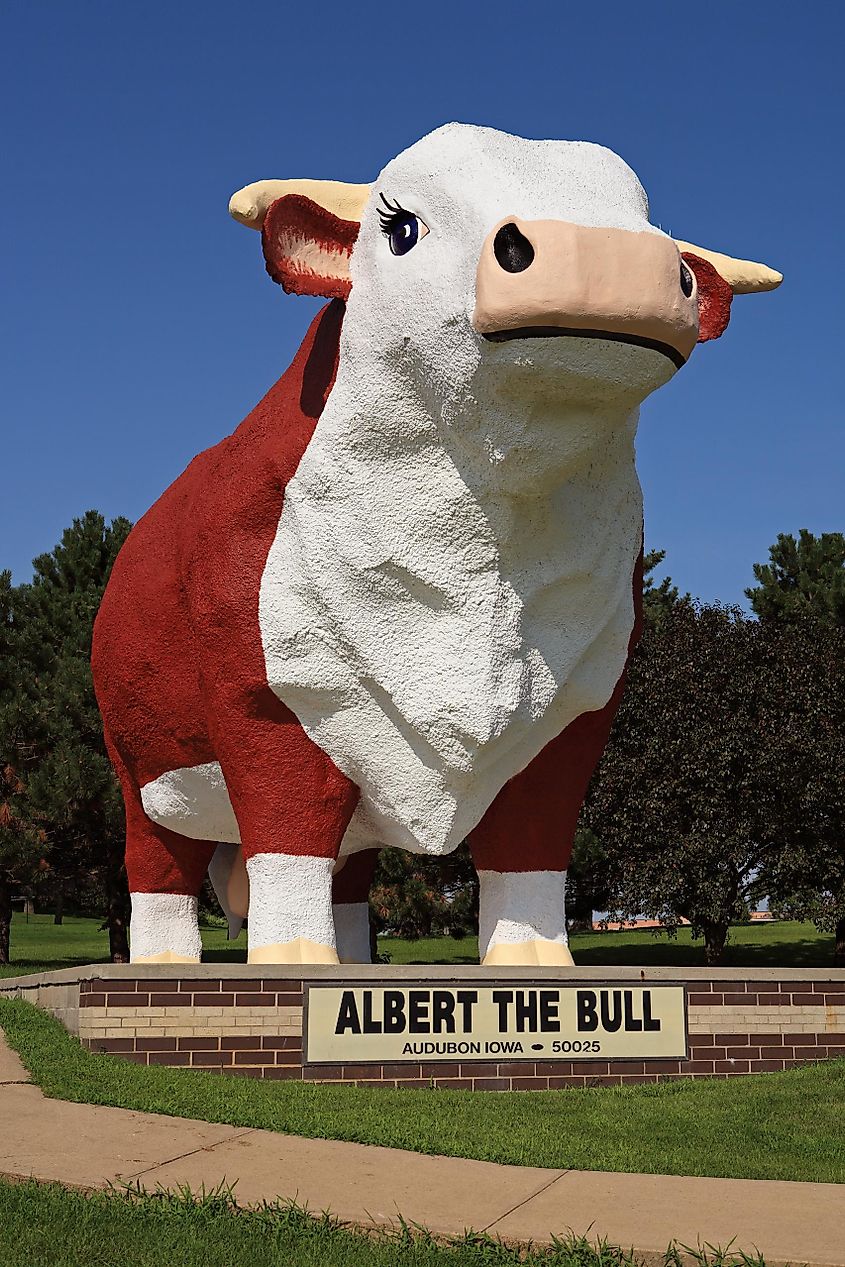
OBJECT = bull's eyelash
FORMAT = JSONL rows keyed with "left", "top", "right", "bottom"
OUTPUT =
{"left": 377, "top": 193, "right": 410, "bottom": 232}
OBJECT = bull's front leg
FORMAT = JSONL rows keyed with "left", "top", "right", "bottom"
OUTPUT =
{"left": 474, "top": 867, "right": 574, "bottom": 967}
{"left": 214, "top": 690, "right": 359, "bottom": 965}
{"left": 470, "top": 691, "right": 624, "bottom": 968}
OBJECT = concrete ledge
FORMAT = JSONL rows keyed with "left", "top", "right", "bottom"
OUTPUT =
{"left": 3, "top": 962, "right": 845, "bottom": 991}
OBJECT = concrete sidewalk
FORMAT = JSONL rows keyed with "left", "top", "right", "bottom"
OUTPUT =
{"left": 1, "top": 1034, "right": 843, "bottom": 1265}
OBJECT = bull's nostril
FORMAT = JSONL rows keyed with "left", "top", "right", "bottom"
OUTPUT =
{"left": 494, "top": 223, "right": 535, "bottom": 273}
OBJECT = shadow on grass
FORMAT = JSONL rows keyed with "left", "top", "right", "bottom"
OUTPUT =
{"left": 0, "top": 957, "right": 113, "bottom": 979}
{"left": 571, "top": 933, "right": 834, "bottom": 969}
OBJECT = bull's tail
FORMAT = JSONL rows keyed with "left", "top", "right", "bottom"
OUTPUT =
{"left": 208, "top": 843, "right": 249, "bottom": 940}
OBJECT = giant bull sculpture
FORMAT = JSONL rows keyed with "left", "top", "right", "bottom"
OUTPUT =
{"left": 92, "top": 123, "right": 781, "bottom": 966}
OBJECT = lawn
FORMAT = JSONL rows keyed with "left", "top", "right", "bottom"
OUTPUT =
{"left": 0, "top": 1180, "right": 770, "bottom": 1267}
{"left": 0, "top": 913, "right": 837, "bottom": 979}
{"left": 2, "top": 998, "right": 844, "bottom": 1184}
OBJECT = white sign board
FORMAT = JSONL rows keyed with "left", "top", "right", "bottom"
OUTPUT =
{"left": 305, "top": 983, "right": 687, "bottom": 1064}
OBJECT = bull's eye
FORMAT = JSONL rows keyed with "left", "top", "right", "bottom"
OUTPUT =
{"left": 378, "top": 194, "right": 428, "bottom": 256}
{"left": 680, "top": 261, "right": 694, "bottom": 297}
{"left": 389, "top": 214, "right": 419, "bottom": 255}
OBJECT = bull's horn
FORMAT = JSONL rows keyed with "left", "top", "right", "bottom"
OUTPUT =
{"left": 674, "top": 241, "right": 783, "bottom": 294}
{"left": 229, "top": 179, "right": 371, "bottom": 230}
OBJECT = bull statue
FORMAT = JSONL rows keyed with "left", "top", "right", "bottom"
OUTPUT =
{"left": 92, "top": 123, "right": 781, "bottom": 967}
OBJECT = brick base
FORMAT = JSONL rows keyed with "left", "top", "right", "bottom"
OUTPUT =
{"left": 3, "top": 966, "right": 843, "bottom": 1090}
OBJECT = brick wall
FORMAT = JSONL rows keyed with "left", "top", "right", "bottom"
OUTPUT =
{"left": 4, "top": 965, "right": 841, "bottom": 1090}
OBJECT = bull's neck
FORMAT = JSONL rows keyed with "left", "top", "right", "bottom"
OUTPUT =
{"left": 301, "top": 369, "right": 643, "bottom": 586}
{"left": 435, "top": 389, "right": 641, "bottom": 553}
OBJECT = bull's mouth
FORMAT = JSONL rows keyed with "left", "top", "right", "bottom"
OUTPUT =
{"left": 482, "top": 326, "right": 687, "bottom": 371}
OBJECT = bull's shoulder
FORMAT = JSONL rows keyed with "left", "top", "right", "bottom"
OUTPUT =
{"left": 190, "top": 298, "right": 343, "bottom": 529}
{"left": 112, "top": 300, "right": 342, "bottom": 590}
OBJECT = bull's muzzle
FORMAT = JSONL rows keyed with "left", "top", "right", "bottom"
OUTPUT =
{"left": 473, "top": 217, "right": 700, "bottom": 369}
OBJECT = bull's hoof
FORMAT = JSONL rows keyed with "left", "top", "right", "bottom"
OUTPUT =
{"left": 248, "top": 938, "right": 340, "bottom": 966}
{"left": 131, "top": 951, "right": 202, "bottom": 965}
{"left": 481, "top": 939, "right": 575, "bottom": 968}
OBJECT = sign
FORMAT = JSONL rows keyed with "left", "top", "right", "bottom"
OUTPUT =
{"left": 305, "top": 982, "right": 687, "bottom": 1064}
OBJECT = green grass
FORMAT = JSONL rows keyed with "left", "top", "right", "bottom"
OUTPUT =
{"left": 2, "top": 998, "right": 843, "bottom": 1184}
{"left": 382, "top": 921, "right": 837, "bottom": 969}
{"left": 0, "top": 1180, "right": 775, "bottom": 1267}
{"left": 0, "top": 913, "right": 836, "bottom": 980}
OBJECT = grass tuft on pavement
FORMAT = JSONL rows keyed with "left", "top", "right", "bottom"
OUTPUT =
{"left": 0, "top": 1178, "right": 774, "bottom": 1267}
{"left": 1, "top": 998, "right": 843, "bottom": 1184}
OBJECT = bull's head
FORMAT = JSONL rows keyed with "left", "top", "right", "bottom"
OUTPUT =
{"left": 230, "top": 124, "right": 780, "bottom": 431}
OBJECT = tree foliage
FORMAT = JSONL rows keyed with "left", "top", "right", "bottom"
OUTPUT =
{"left": 586, "top": 604, "right": 771, "bottom": 963}
{"left": 746, "top": 529, "right": 845, "bottom": 627}
{"left": 564, "top": 829, "right": 613, "bottom": 931}
{"left": 0, "top": 570, "right": 43, "bottom": 962}
{"left": 370, "top": 844, "right": 478, "bottom": 943}
{"left": 585, "top": 591, "right": 845, "bottom": 965}
{"left": 642, "top": 548, "right": 686, "bottom": 628}
{"left": 759, "top": 619, "right": 845, "bottom": 963}
{"left": 0, "top": 513, "right": 132, "bottom": 962}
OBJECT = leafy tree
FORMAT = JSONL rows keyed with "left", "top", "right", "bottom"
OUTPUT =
{"left": 747, "top": 529, "right": 845, "bottom": 627}
{"left": 746, "top": 530, "right": 845, "bottom": 965}
{"left": 756, "top": 618, "right": 845, "bottom": 964}
{"left": 584, "top": 603, "right": 778, "bottom": 964}
{"left": 565, "top": 828, "right": 612, "bottom": 932}
{"left": 5, "top": 513, "right": 132, "bottom": 961}
{"left": 586, "top": 598, "right": 845, "bottom": 966}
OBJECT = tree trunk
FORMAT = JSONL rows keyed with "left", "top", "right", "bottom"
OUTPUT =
{"left": 834, "top": 917, "right": 845, "bottom": 970}
{"left": 568, "top": 916, "right": 594, "bottom": 934}
{"left": 368, "top": 907, "right": 378, "bottom": 965}
{"left": 54, "top": 888, "right": 64, "bottom": 926}
{"left": 103, "top": 839, "right": 130, "bottom": 963}
{"left": 0, "top": 878, "right": 11, "bottom": 965}
{"left": 703, "top": 922, "right": 729, "bottom": 965}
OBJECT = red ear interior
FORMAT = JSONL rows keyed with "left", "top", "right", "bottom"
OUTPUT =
{"left": 682, "top": 252, "right": 734, "bottom": 343}
{"left": 262, "top": 194, "right": 360, "bottom": 300}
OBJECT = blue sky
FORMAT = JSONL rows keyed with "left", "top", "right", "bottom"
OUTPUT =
{"left": 2, "top": 2, "right": 841, "bottom": 603}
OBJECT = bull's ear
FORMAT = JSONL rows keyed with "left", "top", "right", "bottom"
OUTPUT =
{"left": 681, "top": 252, "right": 734, "bottom": 342}
{"left": 675, "top": 240, "right": 783, "bottom": 344}
{"left": 262, "top": 194, "right": 360, "bottom": 299}
{"left": 229, "top": 179, "right": 371, "bottom": 300}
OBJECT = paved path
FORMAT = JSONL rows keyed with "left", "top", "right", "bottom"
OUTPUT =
{"left": 1, "top": 1033, "right": 843, "bottom": 1265}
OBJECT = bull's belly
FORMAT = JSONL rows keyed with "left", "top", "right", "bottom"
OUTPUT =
{"left": 138, "top": 600, "right": 630, "bottom": 856}
{"left": 270, "top": 596, "right": 631, "bottom": 856}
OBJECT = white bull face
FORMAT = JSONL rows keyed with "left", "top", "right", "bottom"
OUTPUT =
{"left": 347, "top": 123, "right": 685, "bottom": 411}
{"left": 232, "top": 122, "right": 780, "bottom": 486}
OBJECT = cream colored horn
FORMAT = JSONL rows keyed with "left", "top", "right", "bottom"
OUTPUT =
{"left": 674, "top": 241, "right": 783, "bottom": 294}
{"left": 229, "top": 179, "right": 371, "bottom": 230}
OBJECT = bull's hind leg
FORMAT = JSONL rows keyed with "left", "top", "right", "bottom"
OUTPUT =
{"left": 332, "top": 850, "right": 378, "bottom": 964}
{"left": 212, "top": 695, "right": 360, "bottom": 966}
{"left": 120, "top": 773, "right": 216, "bottom": 963}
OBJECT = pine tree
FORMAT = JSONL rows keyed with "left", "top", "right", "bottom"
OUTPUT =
{"left": 746, "top": 529, "right": 845, "bottom": 627}
{"left": 642, "top": 548, "right": 685, "bottom": 627}
{"left": 370, "top": 844, "right": 478, "bottom": 943}
{"left": 0, "top": 570, "right": 44, "bottom": 962}
{"left": 9, "top": 513, "right": 132, "bottom": 961}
